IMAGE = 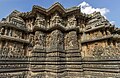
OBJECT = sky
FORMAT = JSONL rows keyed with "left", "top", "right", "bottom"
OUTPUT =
{"left": 0, "top": 0, "right": 120, "bottom": 27}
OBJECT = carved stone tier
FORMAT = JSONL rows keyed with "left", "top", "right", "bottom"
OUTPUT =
{"left": 84, "top": 71, "right": 120, "bottom": 78}
{"left": 83, "top": 57, "right": 120, "bottom": 78}
{"left": 0, "top": 72, "right": 27, "bottom": 78}
{"left": 84, "top": 24, "right": 112, "bottom": 33}
{"left": 20, "top": 2, "right": 80, "bottom": 18}
{"left": 0, "top": 35, "right": 29, "bottom": 44}
{"left": 33, "top": 24, "right": 79, "bottom": 33}
{"left": 113, "top": 34, "right": 120, "bottom": 40}
{"left": 0, "top": 22, "right": 28, "bottom": 32}
{"left": 0, "top": 54, "right": 29, "bottom": 61}
{"left": 81, "top": 35, "right": 113, "bottom": 44}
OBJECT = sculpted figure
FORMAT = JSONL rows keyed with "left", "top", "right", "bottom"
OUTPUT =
{"left": 16, "top": 31, "right": 20, "bottom": 38}
{"left": 8, "top": 29, "right": 12, "bottom": 36}
{"left": 34, "top": 31, "right": 44, "bottom": 49}
{"left": 0, "top": 27, "right": 5, "bottom": 35}
{"left": 50, "top": 12, "right": 62, "bottom": 26}
{"left": 17, "top": 44, "right": 22, "bottom": 55}
{"left": 35, "top": 14, "right": 45, "bottom": 28}
{"left": 106, "top": 30, "right": 111, "bottom": 35}
{"left": 67, "top": 15, "right": 77, "bottom": 28}
{"left": 50, "top": 30, "right": 63, "bottom": 50}
{"left": 97, "top": 31, "right": 103, "bottom": 37}
{"left": 103, "top": 31, "right": 106, "bottom": 36}
{"left": 80, "top": 24, "right": 86, "bottom": 31}
{"left": 26, "top": 19, "right": 33, "bottom": 30}
{"left": 92, "top": 45, "right": 104, "bottom": 57}
{"left": 13, "top": 43, "right": 20, "bottom": 55}
{"left": 65, "top": 31, "right": 78, "bottom": 50}
{"left": 19, "top": 32, "right": 22, "bottom": 39}
{"left": 46, "top": 34, "right": 51, "bottom": 48}
{"left": 8, "top": 43, "right": 14, "bottom": 56}
{"left": 3, "top": 42, "right": 9, "bottom": 52}
{"left": 27, "top": 46, "right": 32, "bottom": 56}
{"left": 29, "top": 34, "right": 34, "bottom": 46}
{"left": 4, "top": 28, "right": 8, "bottom": 35}
{"left": 13, "top": 30, "right": 18, "bottom": 38}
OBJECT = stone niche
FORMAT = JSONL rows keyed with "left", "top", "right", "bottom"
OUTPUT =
{"left": 50, "top": 12, "right": 63, "bottom": 28}
{"left": 46, "top": 29, "right": 64, "bottom": 52}
{"left": 65, "top": 31, "right": 78, "bottom": 50}
{"left": 34, "top": 31, "right": 45, "bottom": 50}
{"left": 34, "top": 14, "right": 46, "bottom": 29}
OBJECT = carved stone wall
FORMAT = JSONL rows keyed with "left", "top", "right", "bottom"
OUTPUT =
{"left": 0, "top": 3, "right": 119, "bottom": 78}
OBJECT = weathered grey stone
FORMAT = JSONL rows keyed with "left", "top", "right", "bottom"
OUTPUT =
{"left": 0, "top": 2, "right": 119, "bottom": 78}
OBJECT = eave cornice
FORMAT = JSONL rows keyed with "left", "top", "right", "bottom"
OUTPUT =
{"left": 19, "top": 2, "right": 81, "bottom": 19}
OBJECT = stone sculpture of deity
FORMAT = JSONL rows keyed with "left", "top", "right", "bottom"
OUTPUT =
{"left": 50, "top": 30, "right": 63, "bottom": 50}
{"left": 65, "top": 31, "right": 78, "bottom": 50}
{"left": 67, "top": 15, "right": 77, "bottom": 28}
{"left": 35, "top": 14, "right": 46, "bottom": 28}
{"left": 50, "top": 12, "right": 62, "bottom": 27}
{"left": 34, "top": 31, "right": 45, "bottom": 49}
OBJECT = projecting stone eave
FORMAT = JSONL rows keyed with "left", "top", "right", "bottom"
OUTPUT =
{"left": 19, "top": 2, "right": 81, "bottom": 19}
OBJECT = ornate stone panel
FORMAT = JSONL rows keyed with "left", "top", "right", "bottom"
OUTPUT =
{"left": 34, "top": 31, "right": 45, "bottom": 50}
{"left": 65, "top": 31, "right": 78, "bottom": 50}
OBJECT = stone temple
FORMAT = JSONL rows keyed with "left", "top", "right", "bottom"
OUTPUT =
{"left": 0, "top": 2, "right": 120, "bottom": 78}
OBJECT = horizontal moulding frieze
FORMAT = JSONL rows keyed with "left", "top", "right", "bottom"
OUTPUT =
{"left": 0, "top": 22, "right": 29, "bottom": 32}
{"left": 0, "top": 35, "right": 29, "bottom": 44}
{"left": 84, "top": 71, "right": 120, "bottom": 77}
{"left": 33, "top": 24, "right": 79, "bottom": 33}
{"left": 0, "top": 68, "right": 29, "bottom": 73}
{"left": 83, "top": 68, "right": 120, "bottom": 73}
{"left": 83, "top": 56, "right": 120, "bottom": 61}
{"left": 81, "top": 35, "right": 113, "bottom": 44}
